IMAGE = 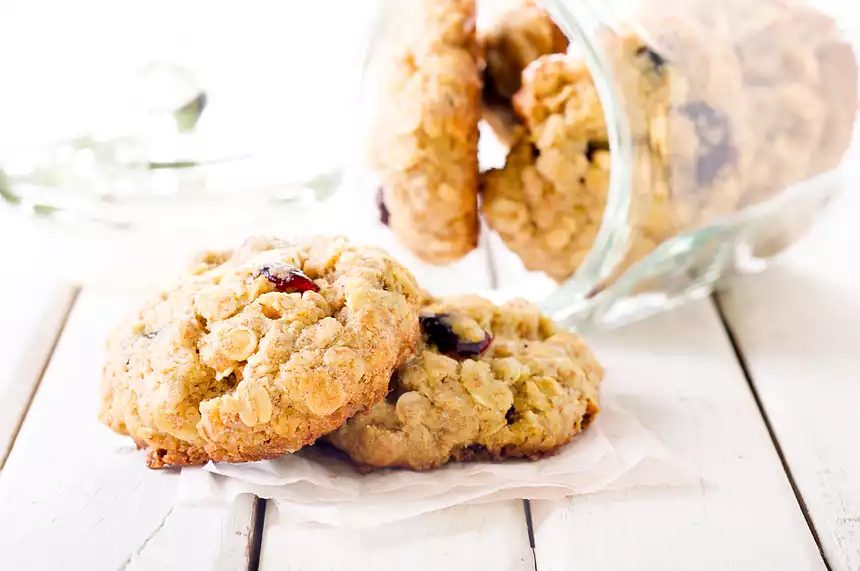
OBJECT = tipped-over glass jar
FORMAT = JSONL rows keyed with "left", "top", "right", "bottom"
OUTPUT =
{"left": 360, "top": 0, "right": 859, "bottom": 329}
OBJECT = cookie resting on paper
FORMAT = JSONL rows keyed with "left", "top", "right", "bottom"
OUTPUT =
{"left": 328, "top": 295, "right": 603, "bottom": 470}
{"left": 99, "top": 236, "right": 423, "bottom": 468}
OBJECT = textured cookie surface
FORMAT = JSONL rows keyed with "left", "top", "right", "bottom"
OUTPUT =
{"left": 482, "top": 1, "right": 856, "bottom": 284}
{"left": 721, "top": 0, "right": 858, "bottom": 203}
{"left": 482, "top": 56, "right": 611, "bottom": 282}
{"left": 100, "top": 236, "right": 423, "bottom": 468}
{"left": 370, "top": 0, "right": 481, "bottom": 264}
{"left": 482, "top": 0, "right": 569, "bottom": 100}
{"left": 480, "top": 0, "right": 569, "bottom": 145}
{"left": 328, "top": 295, "right": 603, "bottom": 470}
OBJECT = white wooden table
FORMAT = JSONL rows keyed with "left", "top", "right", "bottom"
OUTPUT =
{"left": 0, "top": 182, "right": 857, "bottom": 571}
{"left": 1, "top": 1, "right": 859, "bottom": 567}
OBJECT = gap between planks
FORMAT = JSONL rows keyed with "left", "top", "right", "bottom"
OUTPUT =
{"left": 712, "top": 181, "right": 860, "bottom": 571}
{"left": 526, "top": 299, "right": 826, "bottom": 571}
{"left": 0, "top": 283, "right": 79, "bottom": 470}
{"left": 484, "top": 222, "right": 538, "bottom": 570}
{"left": 0, "top": 288, "right": 258, "bottom": 570}
{"left": 713, "top": 294, "right": 832, "bottom": 571}
{"left": 248, "top": 498, "right": 267, "bottom": 571}
{"left": 488, "top": 229, "right": 539, "bottom": 571}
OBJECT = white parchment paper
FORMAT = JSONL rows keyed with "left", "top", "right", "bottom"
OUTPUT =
{"left": 176, "top": 394, "right": 695, "bottom": 528}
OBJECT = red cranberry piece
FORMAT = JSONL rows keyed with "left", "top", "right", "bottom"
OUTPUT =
{"left": 419, "top": 314, "right": 493, "bottom": 358}
{"left": 376, "top": 187, "right": 390, "bottom": 226}
{"left": 258, "top": 264, "right": 320, "bottom": 294}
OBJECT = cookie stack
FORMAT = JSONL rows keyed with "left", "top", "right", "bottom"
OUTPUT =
{"left": 100, "top": 236, "right": 604, "bottom": 470}
{"left": 371, "top": 0, "right": 858, "bottom": 283}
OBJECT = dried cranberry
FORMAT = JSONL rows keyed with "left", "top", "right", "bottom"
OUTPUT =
{"left": 376, "top": 188, "right": 390, "bottom": 226}
{"left": 419, "top": 314, "right": 493, "bottom": 358}
{"left": 258, "top": 264, "right": 320, "bottom": 294}
{"left": 677, "top": 101, "right": 735, "bottom": 188}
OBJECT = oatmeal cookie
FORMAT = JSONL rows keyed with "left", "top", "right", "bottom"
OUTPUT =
{"left": 328, "top": 295, "right": 603, "bottom": 470}
{"left": 715, "top": 0, "right": 858, "bottom": 203}
{"left": 483, "top": 0, "right": 855, "bottom": 284}
{"left": 615, "top": 0, "right": 856, "bottom": 211}
{"left": 605, "top": 20, "right": 749, "bottom": 243}
{"left": 482, "top": 0, "right": 568, "bottom": 102}
{"left": 481, "top": 56, "right": 611, "bottom": 282}
{"left": 482, "top": 39, "right": 744, "bottom": 282}
{"left": 100, "top": 236, "right": 423, "bottom": 468}
{"left": 370, "top": 0, "right": 481, "bottom": 264}
{"left": 481, "top": 0, "right": 569, "bottom": 145}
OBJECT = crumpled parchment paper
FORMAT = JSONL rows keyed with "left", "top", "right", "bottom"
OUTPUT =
{"left": 177, "top": 393, "right": 695, "bottom": 528}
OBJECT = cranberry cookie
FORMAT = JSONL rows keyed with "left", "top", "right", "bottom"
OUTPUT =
{"left": 100, "top": 236, "right": 422, "bottom": 468}
{"left": 370, "top": 0, "right": 481, "bottom": 264}
{"left": 328, "top": 295, "right": 603, "bottom": 470}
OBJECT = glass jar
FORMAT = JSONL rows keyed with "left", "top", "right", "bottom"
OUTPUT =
{"left": 358, "top": 0, "right": 859, "bottom": 329}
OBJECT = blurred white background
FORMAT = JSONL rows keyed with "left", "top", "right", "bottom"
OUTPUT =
{"left": 0, "top": 1, "right": 377, "bottom": 151}
{"left": 0, "top": 0, "right": 857, "bottom": 288}
{"left": 0, "top": 1, "right": 383, "bottom": 285}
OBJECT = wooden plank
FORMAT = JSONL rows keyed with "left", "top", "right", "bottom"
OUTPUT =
{"left": 259, "top": 500, "right": 535, "bottom": 571}
{"left": 0, "top": 277, "right": 77, "bottom": 467}
{"left": 0, "top": 289, "right": 256, "bottom": 571}
{"left": 718, "top": 187, "right": 860, "bottom": 571}
{"left": 529, "top": 300, "right": 826, "bottom": 571}
{"left": 123, "top": 496, "right": 259, "bottom": 571}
